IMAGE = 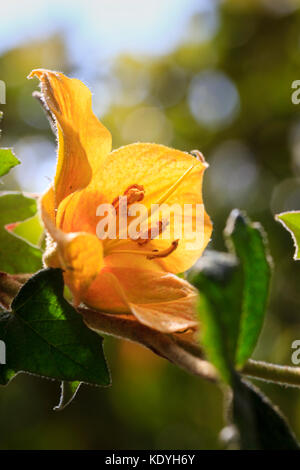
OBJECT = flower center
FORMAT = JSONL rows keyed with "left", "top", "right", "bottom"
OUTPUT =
{"left": 104, "top": 163, "right": 199, "bottom": 260}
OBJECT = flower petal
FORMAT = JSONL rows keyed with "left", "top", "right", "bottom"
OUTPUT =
{"left": 40, "top": 185, "right": 56, "bottom": 223}
{"left": 96, "top": 143, "right": 212, "bottom": 272}
{"left": 59, "top": 232, "right": 104, "bottom": 306}
{"left": 83, "top": 267, "right": 198, "bottom": 333}
{"left": 29, "top": 69, "right": 112, "bottom": 206}
{"left": 40, "top": 192, "right": 104, "bottom": 305}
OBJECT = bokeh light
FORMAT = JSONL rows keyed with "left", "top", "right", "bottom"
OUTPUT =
{"left": 188, "top": 70, "right": 240, "bottom": 129}
{"left": 270, "top": 178, "right": 300, "bottom": 215}
{"left": 13, "top": 137, "right": 55, "bottom": 192}
{"left": 207, "top": 140, "right": 258, "bottom": 207}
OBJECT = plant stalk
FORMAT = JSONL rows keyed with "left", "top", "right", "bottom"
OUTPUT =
{"left": 1, "top": 274, "right": 300, "bottom": 388}
{"left": 242, "top": 359, "right": 300, "bottom": 387}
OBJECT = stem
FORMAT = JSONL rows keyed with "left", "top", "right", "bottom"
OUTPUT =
{"left": 2, "top": 275, "right": 300, "bottom": 388}
{"left": 80, "top": 307, "right": 300, "bottom": 388}
{"left": 242, "top": 359, "right": 300, "bottom": 387}
{"left": 80, "top": 307, "right": 217, "bottom": 383}
{"left": 0, "top": 272, "right": 25, "bottom": 309}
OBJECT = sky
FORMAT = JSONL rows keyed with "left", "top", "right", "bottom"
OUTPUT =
{"left": 0, "top": 0, "right": 219, "bottom": 192}
{"left": 0, "top": 0, "right": 218, "bottom": 76}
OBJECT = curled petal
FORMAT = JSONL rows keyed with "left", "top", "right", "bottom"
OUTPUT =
{"left": 55, "top": 188, "right": 107, "bottom": 234}
{"left": 40, "top": 192, "right": 104, "bottom": 305}
{"left": 58, "top": 232, "right": 104, "bottom": 306}
{"left": 40, "top": 185, "right": 56, "bottom": 223}
{"left": 83, "top": 267, "right": 198, "bottom": 333}
{"left": 29, "top": 69, "right": 112, "bottom": 206}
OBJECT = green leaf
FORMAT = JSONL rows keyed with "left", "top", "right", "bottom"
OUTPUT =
{"left": 232, "top": 376, "right": 300, "bottom": 450}
{"left": 0, "top": 268, "right": 111, "bottom": 387}
{"left": 0, "top": 192, "right": 42, "bottom": 273}
{"left": 0, "top": 149, "right": 20, "bottom": 177}
{"left": 225, "top": 210, "right": 272, "bottom": 368}
{"left": 276, "top": 211, "right": 300, "bottom": 260}
{"left": 188, "top": 251, "right": 242, "bottom": 384}
{"left": 12, "top": 214, "right": 44, "bottom": 246}
{"left": 187, "top": 210, "right": 271, "bottom": 383}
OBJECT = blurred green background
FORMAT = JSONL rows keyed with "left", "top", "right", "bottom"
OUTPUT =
{"left": 1, "top": 0, "right": 300, "bottom": 450}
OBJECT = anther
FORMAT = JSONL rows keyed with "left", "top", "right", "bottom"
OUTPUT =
{"left": 124, "top": 184, "right": 145, "bottom": 205}
{"left": 146, "top": 240, "right": 179, "bottom": 260}
{"left": 112, "top": 184, "right": 145, "bottom": 211}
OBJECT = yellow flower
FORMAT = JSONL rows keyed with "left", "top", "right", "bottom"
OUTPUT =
{"left": 29, "top": 69, "right": 212, "bottom": 334}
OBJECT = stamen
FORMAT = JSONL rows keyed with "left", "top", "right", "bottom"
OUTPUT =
{"left": 143, "top": 164, "right": 197, "bottom": 225}
{"left": 136, "top": 219, "right": 169, "bottom": 245}
{"left": 124, "top": 184, "right": 144, "bottom": 200}
{"left": 112, "top": 184, "right": 145, "bottom": 212}
{"left": 111, "top": 240, "right": 179, "bottom": 260}
{"left": 106, "top": 164, "right": 197, "bottom": 252}
{"left": 146, "top": 240, "right": 179, "bottom": 260}
{"left": 155, "top": 165, "right": 195, "bottom": 206}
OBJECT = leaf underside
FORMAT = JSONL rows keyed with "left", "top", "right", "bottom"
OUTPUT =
{"left": 0, "top": 268, "right": 110, "bottom": 388}
{"left": 232, "top": 376, "right": 300, "bottom": 450}
{"left": 276, "top": 211, "right": 300, "bottom": 260}
{"left": 0, "top": 148, "right": 20, "bottom": 177}
{"left": 0, "top": 192, "right": 42, "bottom": 274}
{"left": 187, "top": 209, "right": 271, "bottom": 383}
